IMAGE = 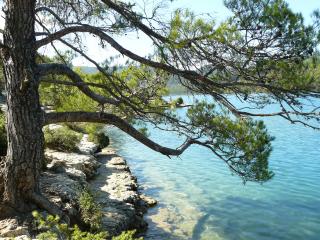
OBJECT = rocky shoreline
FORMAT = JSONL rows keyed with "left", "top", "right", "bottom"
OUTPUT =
{"left": 0, "top": 131, "right": 156, "bottom": 239}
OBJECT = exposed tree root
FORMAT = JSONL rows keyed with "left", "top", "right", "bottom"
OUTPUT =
{"left": 0, "top": 204, "right": 17, "bottom": 220}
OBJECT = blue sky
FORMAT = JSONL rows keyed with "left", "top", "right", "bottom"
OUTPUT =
{"left": 69, "top": 0, "right": 320, "bottom": 66}
{"left": 169, "top": 0, "right": 319, "bottom": 24}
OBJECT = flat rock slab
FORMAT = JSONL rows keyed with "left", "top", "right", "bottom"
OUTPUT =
{"left": 89, "top": 148, "right": 146, "bottom": 236}
{"left": 40, "top": 172, "right": 82, "bottom": 204}
{"left": 0, "top": 219, "right": 30, "bottom": 239}
{"left": 45, "top": 150, "right": 100, "bottom": 180}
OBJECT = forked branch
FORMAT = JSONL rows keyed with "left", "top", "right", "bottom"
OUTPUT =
{"left": 38, "top": 63, "right": 120, "bottom": 106}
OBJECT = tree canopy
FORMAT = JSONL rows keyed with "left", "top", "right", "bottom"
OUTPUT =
{"left": 1, "top": 0, "right": 320, "bottom": 186}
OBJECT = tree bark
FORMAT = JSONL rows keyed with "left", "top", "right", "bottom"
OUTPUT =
{"left": 0, "top": 0, "right": 43, "bottom": 216}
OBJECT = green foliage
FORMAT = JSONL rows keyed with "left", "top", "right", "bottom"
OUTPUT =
{"left": 63, "top": 123, "right": 109, "bottom": 149}
{"left": 78, "top": 187, "right": 103, "bottom": 231}
{"left": 40, "top": 64, "right": 169, "bottom": 122}
{"left": 44, "top": 126, "right": 82, "bottom": 152}
{"left": 35, "top": 1, "right": 320, "bottom": 186}
{"left": 64, "top": 123, "right": 87, "bottom": 134}
{"left": 40, "top": 68, "right": 100, "bottom": 113}
{"left": 163, "top": 0, "right": 318, "bottom": 92}
{"left": 112, "top": 230, "right": 143, "bottom": 240}
{"left": 83, "top": 123, "right": 107, "bottom": 147}
{"left": 32, "top": 211, "right": 142, "bottom": 240}
{"left": 32, "top": 211, "right": 108, "bottom": 240}
{"left": 0, "top": 109, "right": 7, "bottom": 156}
{"left": 176, "top": 97, "right": 184, "bottom": 105}
{"left": 168, "top": 9, "right": 215, "bottom": 44}
{"left": 92, "top": 131, "right": 110, "bottom": 148}
{"left": 187, "top": 101, "right": 274, "bottom": 183}
{"left": 170, "top": 97, "right": 184, "bottom": 107}
{"left": 224, "top": 0, "right": 315, "bottom": 59}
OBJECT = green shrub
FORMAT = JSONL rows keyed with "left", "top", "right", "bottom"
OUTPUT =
{"left": 32, "top": 211, "right": 108, "bottom": 240}
{"left": 84, "top": 123, "right": 109, "bottom": 149}
{"left": 92, "top": 131, "right": 109, "bottom": 149}
{"left": 50, "top": 123, "right": 109, "bottom": 150}
{"left": 33, "top": 211, "right": 143, "bottom": 240}
{"left": 78, "top": 187, "right": 103, "bottom": 231}
{"left": 44, "top": 126, "right": 82, "bottom": 152}
{"left": 0, "top": 110, "right": 7, "bottom": 156}
{"left": 63, "top": 123, "right": 86, "bottom": 134}
{"left": 112, "top": 230, "right": 143, "bottom": 240}
{"left": 83, "top": 123, "right": 103, "bottom": 136}
{"left": 176, "top": 97, "right": 184, "bottom": 105}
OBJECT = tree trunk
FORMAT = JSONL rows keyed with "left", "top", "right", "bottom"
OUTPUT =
{"left": 0, "top": 0, "right": 43, "bottom": 216}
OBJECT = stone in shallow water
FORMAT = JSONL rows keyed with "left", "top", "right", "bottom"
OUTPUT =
{"left": 140, "top": 194, "right": 158, "bottom": 207}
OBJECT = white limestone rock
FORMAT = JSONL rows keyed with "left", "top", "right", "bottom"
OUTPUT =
{"left": 0, "top": 219, "right": 30, "bottom": 239}
{"left": 77, "top": 134, "right": 98, "bottom": 155}
{"left": 89, "top": 148, "right": 147, "bottom": 235}
{"left": 45, "top": 150, "right": 100, "bottom": 180}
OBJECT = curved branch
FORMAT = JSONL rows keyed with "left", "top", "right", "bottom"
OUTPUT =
{"left": 38, "top": 63, "right": 120, "bottom": 106}
{"left": 35, "top": 18, "right": 317, "bottom": 121}
{"left": 101, "top": 0, "right": 168, "bottom": 43}
{"left": 37, "top": 25, "right": 264, "bottom": 117}
{"left": 41, "top": 79, "right": 115, "bottom": 90}
{"left": 35, "top": 24, "right": 239, "bottom": 114}
{"left": 35, "top": 24, "right": 221, "bottom": 89}
{"left": 35, "top": 26, "right": 87, "bottom": 48}
{"left": 44, "top": 111, "right": 195, "bottom": 156}
{"left": 36, "top": 6, "right": 66, "bottom": 26}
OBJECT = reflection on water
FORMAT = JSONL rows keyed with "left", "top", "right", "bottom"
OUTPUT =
{"left": 108, "top": 95, "right": 320, "bottom": 240}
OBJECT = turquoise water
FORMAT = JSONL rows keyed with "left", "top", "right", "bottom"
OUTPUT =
{"left": 108, "top": 95, "right": 320, "bottom": 240}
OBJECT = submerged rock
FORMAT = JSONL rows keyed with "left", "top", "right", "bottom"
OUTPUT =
{"left": 140, "top": 194, "right": 157, "bottom": 208}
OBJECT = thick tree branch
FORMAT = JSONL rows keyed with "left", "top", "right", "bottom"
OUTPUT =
{"left": 35, "top": 23, "right": 240, "bottom": 115}
{"left": 44, "top": 111, "right": 195, "bottom": 156}
{"left": 34, "top": 4, "right": 320, "bottom": 123}
{"left": 38, "top": 63, "right": 120, "bottom": 106}
{"left": 35, "top": 26, "right": 87, "bottom": 48}
{"left": 35, "top": 24, "right": 292, "bottom": 117}
{"left": 35, "top": 24, "right": 222, "bottom": 91}
{"left": 56, "top": 38, "right": 135, "bottom": 102}
{"left": 41, "top": 79, "right": 113, "bottom": 90}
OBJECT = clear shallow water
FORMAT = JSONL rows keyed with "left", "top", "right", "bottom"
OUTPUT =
{"left": 108, "top": 95, "right": 320, "bottom": 240}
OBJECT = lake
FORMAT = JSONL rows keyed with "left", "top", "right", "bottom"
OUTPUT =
{"left": 107, "top": 95, "right": 320, "bottom": 240}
